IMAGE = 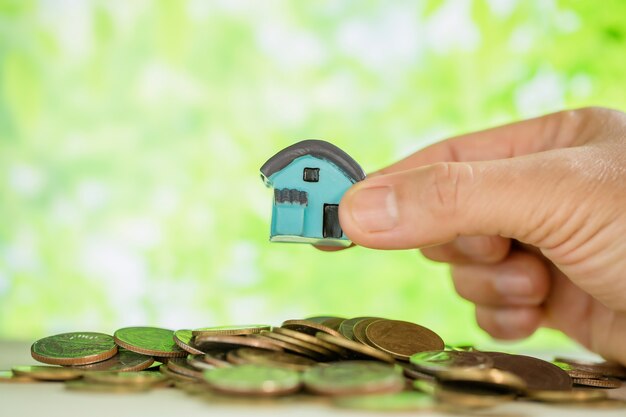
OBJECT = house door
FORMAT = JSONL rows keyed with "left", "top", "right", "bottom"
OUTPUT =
{"left": 323, "top": 204, "right": 342, "bottom": 238}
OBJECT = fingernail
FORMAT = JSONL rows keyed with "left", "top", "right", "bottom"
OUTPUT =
{"left": 348, "top": 186, "right": 398, "bottom": 233}
{"left": 493, "top": 273, "right": 534, "bottom": 297}
{"left": 493, "top": 309, "right": 525, "bottom": 329}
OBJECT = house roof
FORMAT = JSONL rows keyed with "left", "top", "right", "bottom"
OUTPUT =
{"left": 260, "top": 139, "right": 366, "bottom": 183}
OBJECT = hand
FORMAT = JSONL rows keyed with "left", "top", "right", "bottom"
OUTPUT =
{"left": 338, "top": 107, "right": 626, "bottom": 365}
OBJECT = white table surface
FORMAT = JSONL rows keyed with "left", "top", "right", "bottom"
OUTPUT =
{"left": 2, "top": 339, "right": 626, "bottom": 417}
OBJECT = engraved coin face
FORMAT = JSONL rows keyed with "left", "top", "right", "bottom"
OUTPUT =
{"left": 409, "top": 350, "right": 493, "bottom": 374}
{"left": 114, "top": 327, "right": 186, "bottom": 358}
{"left": 339, "top": 317, "right": 378, "bottom": 341}
{"left": 303, "top": 361, "right": 404, "bottom": 396}
{"left": 203, "top": 364, "right": 302, "bottom": 396}
{"left": 31, "top": 332, "right": 117, "bottom": 366}
{"left": 72, "top": 349, "right": 154, "bottom": 372}
{"left": 365, "top": 320, "right": 445, "bottom": 361}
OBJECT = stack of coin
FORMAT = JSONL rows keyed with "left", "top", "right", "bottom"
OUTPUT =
{"left": 3, "top": 316, "right": 625, "bottom": 411}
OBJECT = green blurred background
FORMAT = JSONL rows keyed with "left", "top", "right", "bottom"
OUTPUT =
{"left": 1, "top": 0, "right": 625, "bottom": 351}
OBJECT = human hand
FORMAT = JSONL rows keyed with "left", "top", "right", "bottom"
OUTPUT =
{"left": 338, "top": 107, "right": 626, "bottom": 365}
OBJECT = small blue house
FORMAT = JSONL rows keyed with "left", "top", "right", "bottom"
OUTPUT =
{"left": 260, "top": 140, "right": 366, "bottom": 246}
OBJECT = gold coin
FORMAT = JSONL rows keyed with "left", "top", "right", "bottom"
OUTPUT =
{"left": 315, "top": 332, "right": 395, "bottom": 364}
{"left": 259, "top": 331, "right": 326, "bottom": 359}
{"left": 555, "top": 357, "right": 626, "bottom": 379}
{"left": 233, "top": 347, "right": 317, "bottom": 372}
{"left": 186, "top": 354, "right": 216, "bottom": 371}
{"left": 274, "top": 326, "right": 346, "bottom": 356}
{"left": 437, "top": 367, "right": 527, "bottom": 393}
{"left": 573, "top": 377, "right": 623, "bottom": 389}
{"left": 194, "top": 334, "right": 282, "bottom": 351}
{"left": 435, "top": 384, "right": 516, "bottom": 409}
{"left": 526, "top": 389, "right": 608, "bottom": 403}
{"left": 159, "top": 364, "right": 196, "bottom": 383}
{"left": 352, "top": 318, "right": 384, "bottom": 346}
{"left": 251, "top": 333, "right": 315, "bottom": 357}
{"left": 305, "top": 316, "right": 346, "bottom": 331}
{"left": 203, "top": 364, "right": 302, "bottom": 396}
{"left": 282, "top": 319, "right": 344, "bottom": 338}
{"left": 65, "top": 380, "right": 153, "bottom": 393}
{"left": 365, "top": 319, "right": 445, "bottom": 361}
{"left": 339, "top": 316, "right": 378, "bottom": 341}
{"left": 83, "top": 371, "right": 167, "bottom": 385}
{"left": 0, "top": 370, "right": 37, "bottom": 383}
{"left": 12, "top": 365, "right": 83, "bottom": 381}
{"left": 167, "top": 357, "right": 204, "bottom": 380}
{"left": 192, "top": 325, "right": 271, "bottom": 337}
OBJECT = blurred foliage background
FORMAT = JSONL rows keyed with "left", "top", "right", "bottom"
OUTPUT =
{"left": 0, "top": 0, "right": 625, "bottom": 351}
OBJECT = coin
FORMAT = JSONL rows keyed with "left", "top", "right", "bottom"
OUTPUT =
{"left": 435, "top": 383, "right": 516, "bottom": 409}
{"left": 339, "top": 316, "right": 378, "bottom": 340}
{"left": 352, "top": 317, "right": 384, "bottom": 346}
{"left": 303, "top": 361, "right": 404, "bottom": 396}
{"left": 282, "top": 319, "right": 344, "bottom": 338}
{"left": 186, "top": 354, "right": 216, "bottom": 371}
{"left": 65, "top": 380, "right": 153, "bottom": 393}
{"left": 410, "top": 350, "right": 493, "bottom": 375}
{"left": 305, "top": 316, "right": 346, "bottom": 331}
{"left": 334, "top": 391, "right": 434, "bottom": 411}
{"left": 553, "top": 361, "right": 603, "bottom": 379}
{"left": 365, "top": 320, "right": 445, "bottom": 361}
{"left": 437, "top": 367, "right": 527, "bottom": 393}
{"left": 203, "top": 364, "right": 302, "bottom": 396}
{"left": 316, "top": 332, "right": 395, "bottom": 364}
{"left": 173, "top": 330, "right": 204, "bottom": 355}
{"left": 485, "top": 352, "right": 572, "bottom": 391}
{"left": 400, "top": 363, "right": 437, "bottom": 382}
{"left": 71, "top": 349, "right": 154, "bottom": 372}
{"left": 274, "top": 326, "right": 346, "bottom": 356}
{"left": 159, "top": 364, "right": 196, "bottom": 382}
{"left": 573, "top": 377, "right": 623, "bottom": 389}
{"left": 0, "top": 370, "right": 37, "bottom": 383}
{"left": 251, "top": 333, "right": 316, "bottom": 357}
{"left": 232, "top": 347, "right": 317, "bottom": 372}
{"left": 194, "top": 334, "right": 282, "bottom": 352}
{"left": 525, "top": 389, "right": 608, "bottom": 403}
{"left": 31, "top": 332, "right": 117, "bottom": 366}
{"left": 259, "top": 331, "right": 327, "bottom": 359}
{"left": 114, "top": 327, "right": 186, "bottom": 358}
{"left": 200, "top": 351, "right": 232, "bottom": 368}
{"left": 192, "top": 325, "right": 271, "bottom": 337}
{"left": 12, "top": 365, "right": 83, "bottom": 381}
{"left": 83, "top": 370, "right": 167, "bottom": 385}
{"left": 167, "top": 357, "right": 204, "bottom": 379}
{"left": 555, "top": 357, "right": 626, "bottom": 379}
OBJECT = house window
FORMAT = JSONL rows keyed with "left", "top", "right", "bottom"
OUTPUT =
{"left": 303, "top": 168, "right": 319, "bottom": 182}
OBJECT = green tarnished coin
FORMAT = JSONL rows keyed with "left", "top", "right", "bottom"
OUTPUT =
{"left": 114, "top": 327, "right": 186, "bottom": 358}
{"left": 72, "top": 349, "right": 154, "bottom": 372}
{"left": 203, "top": 364, "right": 301, "bottom": 396}
{"left": 31, "top": 332, "right": 117, "bottom": 366}
{"left": 303, "top": 361, "right": 404, "bottom": 396}
{"left": 334, "top": 391, "right": 435, "bottom": 411}
{"left": 173, "top": 330, "right": 204, "bottom": 355}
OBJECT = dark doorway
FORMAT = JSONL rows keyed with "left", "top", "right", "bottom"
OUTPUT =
{"left": 323, "top": 204, "right": 342, "bottom": 238}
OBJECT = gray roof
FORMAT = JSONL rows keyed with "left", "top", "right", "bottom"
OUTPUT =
{"left": 260, "top": 139, "right": 366, "bottom": 183}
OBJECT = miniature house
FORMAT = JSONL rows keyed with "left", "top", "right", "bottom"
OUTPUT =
{"left": 260, "top": 140, "right": 366, "bottom": 246}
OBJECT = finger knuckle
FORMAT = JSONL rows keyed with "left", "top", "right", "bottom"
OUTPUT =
{"left": 425, "top": 162, "right": 475, "bottom": 219}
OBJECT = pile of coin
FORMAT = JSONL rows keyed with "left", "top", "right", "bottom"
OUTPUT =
{"left": 3, "top": 316, "right": 626, "bottom": 412}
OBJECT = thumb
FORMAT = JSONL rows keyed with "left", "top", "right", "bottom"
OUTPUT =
{"left": 339, "top": 149, "right": 593, "bottom": 250}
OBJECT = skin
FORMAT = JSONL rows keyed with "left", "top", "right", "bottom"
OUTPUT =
{"left": 333, "top": 107, "right": 626, "bottom": 366}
